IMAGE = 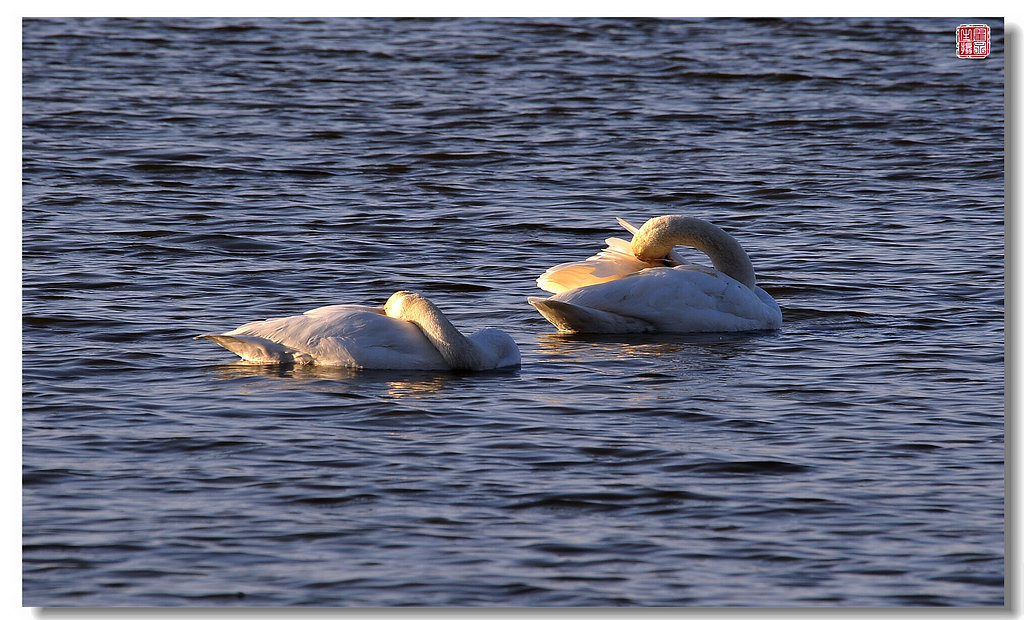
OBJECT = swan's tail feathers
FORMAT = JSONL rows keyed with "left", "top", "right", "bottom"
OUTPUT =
{"left": 528, "top": 297, "right": 654, "bottom": 334}
{"left": 195, "top": 334, "right": 311, "bottom": 364}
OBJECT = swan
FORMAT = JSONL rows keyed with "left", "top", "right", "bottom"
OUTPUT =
{"left": 528, "top": 215, "right": 782, "bottom": 334}
{"left": 197, "top": 290, "right": 521, "bottom": 371}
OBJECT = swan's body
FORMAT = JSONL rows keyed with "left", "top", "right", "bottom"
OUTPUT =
{"left": 529, "top": 215, "right": 782, "bottom": 334}
{"left": 198, "top": 291, "right": 520, "bottom": 371}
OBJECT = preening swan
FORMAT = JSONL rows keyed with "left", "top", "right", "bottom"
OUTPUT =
{"left": 529, "top": 215, "right": 782, "bottom": 334}
{"left": 197, "top": 290, "right": 521, "bottom": 371}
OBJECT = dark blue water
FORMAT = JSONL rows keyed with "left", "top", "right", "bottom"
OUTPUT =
{"left": 22, "top": 18, "right": 1004, "bottom": 606}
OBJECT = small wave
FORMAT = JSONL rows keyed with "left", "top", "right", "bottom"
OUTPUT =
{"left": 781, "top": 307, "right": 876, "bottom": 321}
{"left": 663, "top": 460, "right": 810, "bottom": 475}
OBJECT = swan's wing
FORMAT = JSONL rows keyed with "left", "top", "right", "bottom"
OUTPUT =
{"left": 541, "top": 267, "right": 782, "bottom": 333}
{"left": 317, "top": 313, "right": 448, "bottom": 369}
{"left": 536, "top": 236, "right": 651, "bottom": 294}
{"left": 201, "top": 307, "right": 448, "bottom": 369}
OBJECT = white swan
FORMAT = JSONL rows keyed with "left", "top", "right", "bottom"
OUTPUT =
{"left": 528, "top": 215, "right": 782, "bottom": 334}
{"left": 197, "top": 290, "right": 520, "bottom": 371}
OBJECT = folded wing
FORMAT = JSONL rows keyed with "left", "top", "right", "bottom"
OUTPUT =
{"left": 197, "top": 305, "right": 449, "bottom": 369}
{"left": 536, "top": 237, "right": 652, "bottom": 294}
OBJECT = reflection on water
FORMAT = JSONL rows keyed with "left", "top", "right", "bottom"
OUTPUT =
{"left": 210, "top": 362, "right": 456, "bottom": 398}
{"left": 534, "top": 330, "right": 775, "bottom": 363}
{"left": 212, "top": 361, "right": 362, "bottom": 382}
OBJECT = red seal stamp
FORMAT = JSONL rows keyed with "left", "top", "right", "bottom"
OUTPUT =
{"left": 956, "top": 24, "right": 990, "bottom": 58}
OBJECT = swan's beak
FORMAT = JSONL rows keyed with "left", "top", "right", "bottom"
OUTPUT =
{"left": 643, "top": 257, "right": 672, "bottom": 267}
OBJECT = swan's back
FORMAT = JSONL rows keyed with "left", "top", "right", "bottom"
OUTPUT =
{"left": 199, "top": 304, "right": 449, "bottom": 369}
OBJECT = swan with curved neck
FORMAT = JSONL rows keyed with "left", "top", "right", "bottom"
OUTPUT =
{"left": 382, "top": 291, "right": 510, "bottom": 371}
{"left": 198, "top": 290, "right": 520, "bottom": 371}
{"left": 631, "top": 215, "right": 757, "bottom": 289}
{"left": 529, "top": 215, "right": 782, "bottom": 334}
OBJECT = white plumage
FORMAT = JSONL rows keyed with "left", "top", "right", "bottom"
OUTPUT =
{"left": 198, "top": 291, "right": 520, "bottom": 371}
{"left": 529, "top": 216, "right": 782, "bottom": 334}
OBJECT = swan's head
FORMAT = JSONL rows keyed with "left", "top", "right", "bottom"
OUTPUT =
{"left": 631, "top": 215, "right": 688, "bottom": 262}
{"left": 384, "top": 290, "right": 434, "bottom": 320}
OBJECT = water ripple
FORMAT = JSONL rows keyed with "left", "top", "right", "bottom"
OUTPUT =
{"left": 22, "top": 17, "right": 1004, "bottom": 607}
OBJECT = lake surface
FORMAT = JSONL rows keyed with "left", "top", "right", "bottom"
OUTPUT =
{"left": 21, "top": 17, "right": 1004, "bottom": 606}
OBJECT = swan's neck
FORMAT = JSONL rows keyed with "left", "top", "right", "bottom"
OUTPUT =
{"left": 385, "top": 291, "right": 484, "bottom": 370}
{"left": 631, "top": 215, "right": 757, "bottom": 288}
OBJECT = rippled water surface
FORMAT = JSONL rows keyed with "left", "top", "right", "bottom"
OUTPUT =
{"left": 22, "top": 18, "right": 1004, "bottom": 606}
